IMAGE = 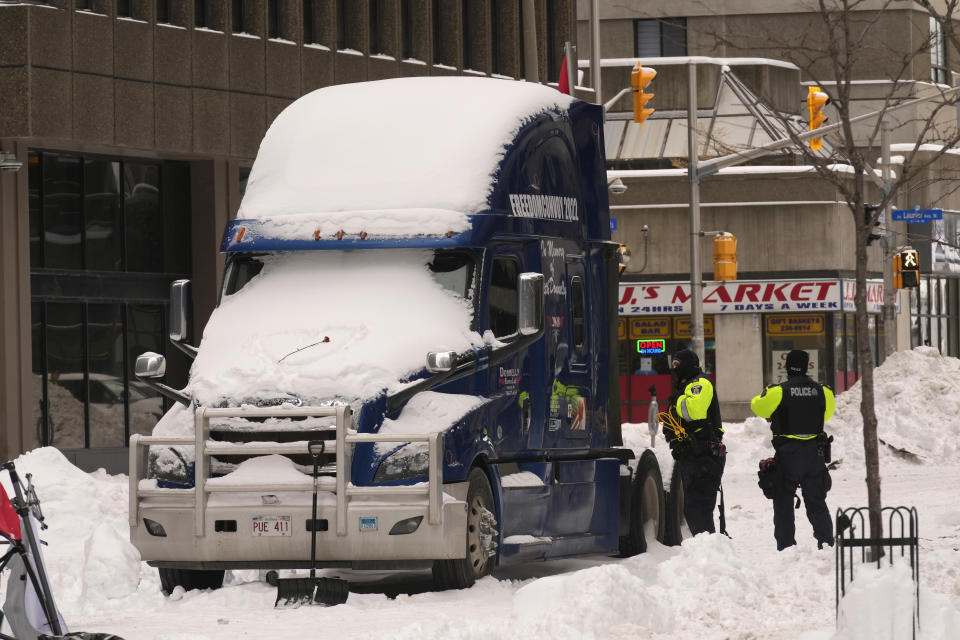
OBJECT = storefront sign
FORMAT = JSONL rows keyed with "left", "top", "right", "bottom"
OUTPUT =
{"left": 766, "top": 314, "right": 825, "bottom": 335}
{"left": 619, "top": 279, "right": 894, "bottom": 316}
{"left": 841, "top": 280, "right": 890, "bottom": 314}
{"left": 674, "top": 315, "right": 715, "bottom": 338}
{"left": 636, "top": 339, "right": 666, "bottom": 354}
{"left": 618, "top": 280, "right": 843, "bottom": 315}
{"left": 771, "top": 349, "right": 820, "bottom": 383}
{"left": 628, "top": 317, "right": 671, "bottom": 339}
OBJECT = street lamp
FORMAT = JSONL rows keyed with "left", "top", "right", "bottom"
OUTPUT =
{"left": 0, "top": 151, "right": 22, "bottom": 172}
{"left": 608, "top": 177, "right": 627, "bottom": 194}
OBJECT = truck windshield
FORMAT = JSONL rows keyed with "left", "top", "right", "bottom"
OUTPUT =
{"left": 223, "top": 250, "right": 475, "bottom": 301}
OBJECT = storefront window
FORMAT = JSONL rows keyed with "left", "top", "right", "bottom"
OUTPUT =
{"left": 620, "top": 315, "right": 716, "bottom": 375}
{"left": 763, "top": 313, "right": 827, "bottom": 384}
{"left": 911, "top": 275, "right": 958, "bottom": 355}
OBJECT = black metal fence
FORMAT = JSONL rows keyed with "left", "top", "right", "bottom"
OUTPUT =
{"left": 835, "top": 506, "right": 919, "bottom": 638}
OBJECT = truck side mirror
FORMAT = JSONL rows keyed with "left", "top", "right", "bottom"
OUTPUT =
{"left": 169, "top": 280, "right": 193, "bottom": 343}
{"left": 426, "top": 350, "right": 457, "bottom": 373}
{"left": 169, "top": 280, "right": 198, "bottom": 359}
{"left": 134, "top": 351, "right": 191, "bottom": 406}
{"left": 518, "top": 273, "right": 544, "bottom": 336}
{"left": 135, "top": 352, "right": 167, "bottom": 379}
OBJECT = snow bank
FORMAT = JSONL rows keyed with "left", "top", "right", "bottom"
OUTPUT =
{"left": 238, "top": 76, "right": 575, "bottom": 235}
{"left": 0, "top": 448, "right": 144, "bottom": 609}
{"left": 829, "top": 347, "right": 960, "bottom": 464}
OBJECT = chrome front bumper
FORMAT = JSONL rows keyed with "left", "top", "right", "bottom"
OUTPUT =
{"left": 129, "top": 405, "right": 467, "bottom": 566}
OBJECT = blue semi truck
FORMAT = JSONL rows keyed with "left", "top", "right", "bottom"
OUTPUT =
{"left": 127, "top": 77, "right": 669, "bottom": 594}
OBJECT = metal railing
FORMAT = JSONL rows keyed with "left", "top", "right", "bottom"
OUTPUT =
{"left": 835, "top": 505, "right": 919, "bottom": 638}
{"left": 129, "top": 405, "right": 444, "bottom": 538}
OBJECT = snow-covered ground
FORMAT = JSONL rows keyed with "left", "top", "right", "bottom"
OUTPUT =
{"left": 3, "top": 347, "right": 959, "bottom": 639}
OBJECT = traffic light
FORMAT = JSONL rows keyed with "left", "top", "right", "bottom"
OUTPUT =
{"left": 713, "top": 232, "right": 737, "bottom": 281}
{"left": 631, "top": 63, "right": 657, "bottom": 125}
{"left": 893, "top": 248, "right": 920, "bottom": 289}
{"left": 807, "top": 86, "right": 830, "bottom": 150}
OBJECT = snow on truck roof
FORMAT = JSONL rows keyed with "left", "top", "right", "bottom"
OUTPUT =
{"left": 236, "top": 77, "right": 576, "bottom": 239}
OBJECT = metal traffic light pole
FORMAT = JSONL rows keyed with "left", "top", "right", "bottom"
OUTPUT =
{"left": 687, "top": 63, "right": 706, "bottom": 365}
{"left": 683, "top": 80, "right": 960, "bottom": 367}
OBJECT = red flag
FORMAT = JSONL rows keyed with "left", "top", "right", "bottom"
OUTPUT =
{"left": 0, "top": 484, "right": 21, "bottom": 541}
{"left": 558, "top": 55, "right": 570, "bottom": 95}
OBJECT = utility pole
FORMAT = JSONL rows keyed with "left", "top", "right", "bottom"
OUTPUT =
{"left": 880, "top": 119, "right": 898, "bottom": 357}
{"left": 687, "top": 64, "right": 705, "bottom": 365}
{"left": 521, "top": 0, "right": 539, "bottom": 82}
{"left": 590, "top": 0, "right": 601, "bottom": 103}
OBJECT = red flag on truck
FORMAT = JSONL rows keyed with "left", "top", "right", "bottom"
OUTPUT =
{"left": 558, "top": 55, "right": 570, "bottom": 95}
{"left": 0, "top": 483, "right": 22, "bottom": 540}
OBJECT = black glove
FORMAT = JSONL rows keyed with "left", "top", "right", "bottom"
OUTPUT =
{"left": 669, "top": 439, "right": 690, "bottom": 460}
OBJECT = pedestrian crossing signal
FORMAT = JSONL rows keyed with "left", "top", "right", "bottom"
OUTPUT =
{"left": 893, "top": 248, "right": 920, "bottom": 289}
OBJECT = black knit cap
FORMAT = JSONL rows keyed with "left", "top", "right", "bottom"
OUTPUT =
{"left": 672, "top": 349, "right": 701, "bottom": 381}
{"left": 785, "top": 349, "right": 809, "bottom": 377}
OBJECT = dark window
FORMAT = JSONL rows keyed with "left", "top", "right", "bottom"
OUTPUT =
{"left": 157, "top": 0, "right": 170, "bottom": 23}
{"left": 433, "top": 0, "right": 456, "bottom": 66}
{"left": 303, "top": 0, "right": 317, "bottom": 44}
{"left": 45, "top": 303, "right": 86, "bottom": 449}
{"left": 401, "top": 0, "right": 413, "bottom": 59}
{"left": 117, "top": 0, "right": 130, "bottom": 18}
{"left": 84, "top": 159, "right": 122, "bottom": 271}
{"left": 123, "top": 162, "right": 163, "bottom": 273}
{"left": 337, "top": 0, "right": 361, "bottom": 50}
{"left": 571, "top": 276, "right": 585, "bottom": 349}
{"left": 546, "top": 0, "right": 563, "bottom": 82}
{"left": 268, "top": 0, "right": 281, "bottom": 38}
{"left": 635, "top": 17, "right": 686, "bottom": 58}
{"left": 42, "top": 153, "right": 83, "bottom": 270}
{"left": 490, "top": 0, "right": 502, "bottom": 75}
{"left": 29, "top": 152, "right": 41, "bottom": 268}
{"left": 461, "top": 0, "right": 484, "bottom": 71}
{"left": 488, "top": 257, "right": 519, "bottom": 338}
{"left": 195, "top": 0, "right": 207, "bottom": 27}
{"left": 232, "top": 0, "right": 247, "bottom": 33}
{"left": 76, "top": 0, "right": 91, "bottom": 11}
{"left": 370, "top": 0, "right": 387, "bottom": 54}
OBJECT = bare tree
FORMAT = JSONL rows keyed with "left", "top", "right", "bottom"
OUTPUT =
{"left": 703, "top": 0, "right": 960, "bottom": 545}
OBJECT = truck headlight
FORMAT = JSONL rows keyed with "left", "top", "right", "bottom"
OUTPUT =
{"left": 373, "top": 443, "right": 429, "bottom": 483}
{"left": 148, "top": 446, "right": 192, "bottom": 488}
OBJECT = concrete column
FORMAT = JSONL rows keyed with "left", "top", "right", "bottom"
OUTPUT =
{"left": 715, "top": 313, "right": 763, "bottom": 421}
{"left": 0, "top": 141, "right": 37, "bottom": 461}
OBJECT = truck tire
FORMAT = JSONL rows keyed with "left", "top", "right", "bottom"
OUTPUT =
{"left": 662, "top": 463, "right": 686, "bottom": 546}
{"left": 158, "top": 567, "right": 225, "bottom": 594}
{"left": 432, "top": 467, "right": 497, "bottom": 590}
{"left": 619, "top": 450, "right": 665, "bottom": 556}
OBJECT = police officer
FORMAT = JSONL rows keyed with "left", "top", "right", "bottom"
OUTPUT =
{"left": 750, "top": 349, "right": 836, "bottom": 550}
{"left": 664, "top": 349, "right": 726, "bottom": 535}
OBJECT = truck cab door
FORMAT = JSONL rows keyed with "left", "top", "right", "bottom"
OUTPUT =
{"left": 555, "top": 257, "right": 591, "bottom": 442}
{"left": 482, "top": 243, "right": 545, "bottom": 456}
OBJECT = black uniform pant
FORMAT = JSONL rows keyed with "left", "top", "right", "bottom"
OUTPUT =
{"left": 772, "top": 440, "right": 832, "bottom": 550}
{"left": 677, "top": 449, "right": 726, "bottom": 535}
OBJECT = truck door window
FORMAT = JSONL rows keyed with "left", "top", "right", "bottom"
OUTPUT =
{"left": 429, "top": 250, "right": 475, "bottom": 300}
{"left": 488, "top": 257, "right": 519, "bottom": 338}
{"left": 571, "top": 276, "right": 585, "bottom": 349}
{"left": 222, "top": 255, "right": 265, "bottom": 298}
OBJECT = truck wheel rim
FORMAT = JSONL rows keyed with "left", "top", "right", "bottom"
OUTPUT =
{"left": 642, "top": 473, "right": 660, "bottom": 534}
{"left": 467, "top": 495, "right": 495, "bottom": 574}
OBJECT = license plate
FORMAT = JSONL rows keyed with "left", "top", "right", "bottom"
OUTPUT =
{"left": 252, "top": 515, "right": 292, "bottom": 537}
{"left": 359, "top": 517, "right": 377, "bottom": 531}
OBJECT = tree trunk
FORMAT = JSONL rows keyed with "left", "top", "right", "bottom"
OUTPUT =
{"left": 854, "top": 198, "right": 884, "bottom": 551}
